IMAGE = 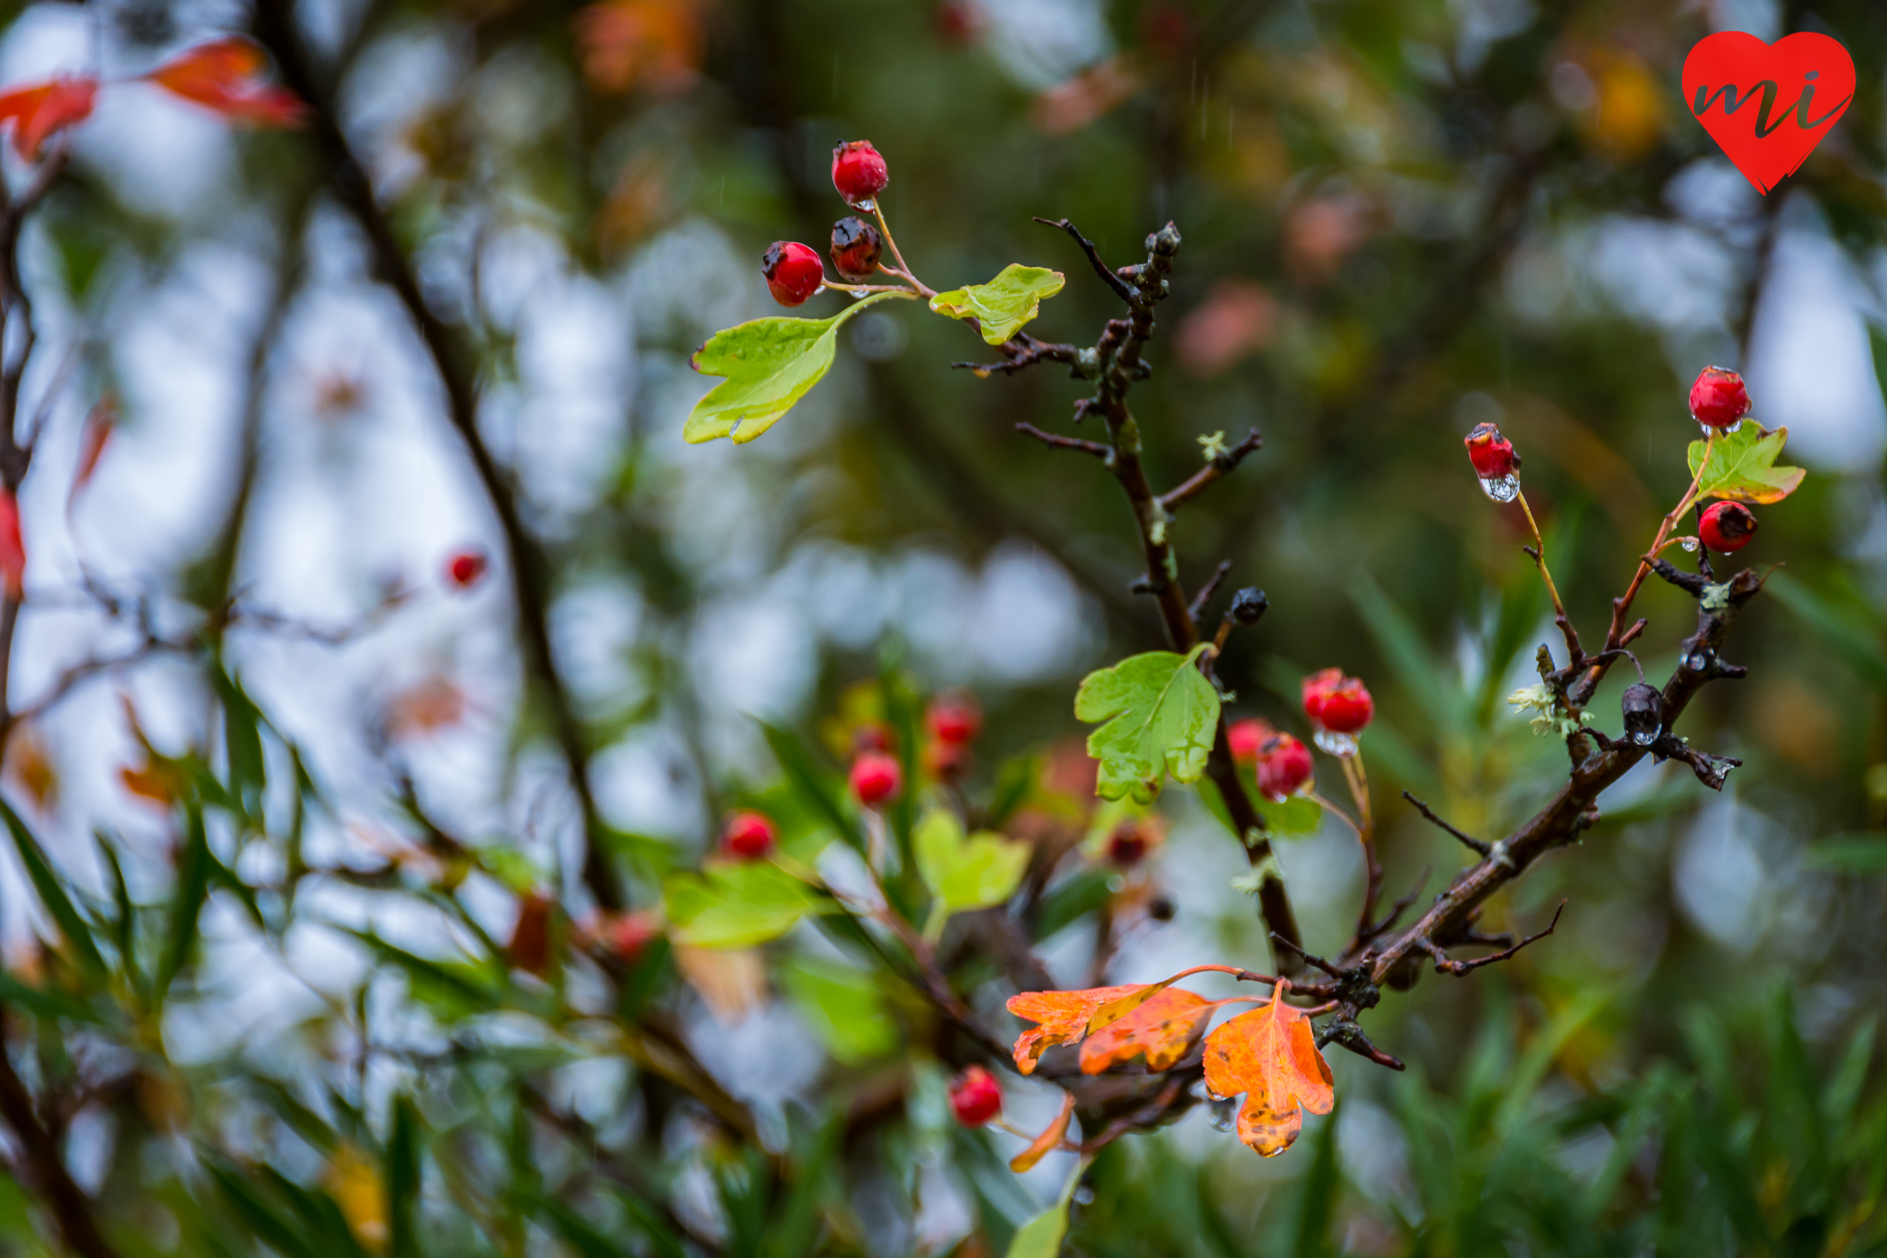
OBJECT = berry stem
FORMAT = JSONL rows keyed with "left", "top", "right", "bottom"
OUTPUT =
{"left": 821, "top": 281, "right": 923, "bottom": 297}
{"left": 1514, "top": 490, "right": 1566, "bottom": 624}
{"left": 1337, "top": 750, "right": 1380, "bottom": 945}
{"left": 871, "top": 204, "right": 934, "bottom": 298}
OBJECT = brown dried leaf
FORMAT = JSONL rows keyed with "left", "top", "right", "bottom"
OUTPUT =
{"left": 673, "top": 944, "right": 766, "bottom": 1022}
{"left": 1079, "top": 987, "right": 1212, "bottom": 1075}
{"left": 1009, "top": 1091, "right": 1076, "bottom": 1173}
{"left": 1201, "top": 990, "right": 1334, "bottom": 1157}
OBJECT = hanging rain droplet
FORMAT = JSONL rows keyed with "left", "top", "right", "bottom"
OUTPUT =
{"left": 1479, "top": 473, "right": 1521, "bottom": 503}
{"left": 1630, "top": 729, "right": 1657, "bottom": 746}
{"left": 1679, "top": 536, "right": 1699, "bottom": 553}
{"left": 1687, "top": 653, "right": 1708, "bottom": 672}
{"left": 1208, "top": 1097, "right": 1237, "bottom": 1132}
{"left": 1314, "top": 729, "right": 1358, "bottom": 758}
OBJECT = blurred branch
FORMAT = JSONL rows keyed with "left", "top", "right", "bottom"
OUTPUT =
{"left": 250, "top": 0, "right": 623, "bottom": 911}
{"left": 0, "top": 1008, "right": 122, "bottom": 1258}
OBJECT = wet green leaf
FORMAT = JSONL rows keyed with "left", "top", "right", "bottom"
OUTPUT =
{"left": 915, "top": 808, "right": 1029, "bottom": 935}
{"left": 663, "top": 860, "right": 821, "bottom": 948}
{"left": 930, "top": 264, "right": 1066, "bottom": 345}
{"left": 1075, "top": 645, "right": 1220, "bottom": 803}
{"left": 1686, "top": 422, "right": 1805, "bottom": 505}
{"left": 1256, "top": 793, "right": 1323, "bottom": 835}
{"left": 684, "top": 291, "right": 908, "bottom": 444}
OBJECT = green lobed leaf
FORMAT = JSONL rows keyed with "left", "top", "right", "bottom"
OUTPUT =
{"left": 915, "top": 808, "right": 1030, "bottom": 929}
{"left": 1255, "top": 793, "right": 1323, "bottom": 836}
{"left": 684, "top": 290, "right": 907, "bottom": 445}
{"left": 1685, "top": 422, "right": 1805, "bottom": 505}
{"left": 929, "top": 264, "right": 1066, "bottom": 345}
{"left": 779, "top": 956, "right": 896, "bottom": 1064}
{"left": 1075, "top": 645, "right": 1221, "bottom": 803}
{"left": 663, "top": 859, "right": 821, "bottom": 948}
{"left": 1006, "top": 1203, "right": 1070, "bottom": 1258}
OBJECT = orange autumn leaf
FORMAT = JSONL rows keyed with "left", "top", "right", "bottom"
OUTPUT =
{"left": 1079, "top": 986, "right": 1212, "bottom": 1075}
{"left": 1006, "top": 983, "right": 1145, "bottom": 1074}
{"left": 70, "top": 397, "right": 115, "bottom": 506}
{"left": 0, "top": 77, "right": 96, "bottom": 160}
{"left": 571, "top": 0, "right": 704, "bottom": 96}
{"left": 146, "top": 37, "right": 305, "bottom": 126}
{"left": 1202, "top": 988, "right": 1334, "bottom": 1157}
{"left": 1009, "top": 1091, "right": 1075, "bottom": 1173}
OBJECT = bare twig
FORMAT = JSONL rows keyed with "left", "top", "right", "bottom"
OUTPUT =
{"left": 1015, "top": 423, "right": 1112, "bottom": 461}
{"left": 1188, "top": 560, "right": 1233, "bottom": 624}
{"left": 1421, "top": 902, "right": 1565, "bottom": 975}
{"left": 1159, "top": 428, "right": 1263, "bottom": 513}
{"left": 1401, "top": 791, "right": 1490, "bottom": 856}
{"left": 1034, "top": 216, "right": 1137, "bottom": 303}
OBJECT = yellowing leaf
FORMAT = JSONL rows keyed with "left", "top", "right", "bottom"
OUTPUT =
{"left": 1074, "top": 645, "right": 1220, "bottom": 803}
{"left": 929, "top": 264, "right": 1066, "bottom": 345}
{"left": 663, "top": 860, "right": 820, "bottom": 948}
{"left": 325, "top": 1143, "right": 388, "bottom": 1250}
{"left": 1009, "top": 1091, "right": 1076, "bottom": 1173}
{"left": 1079, "top": 987, "right": 1213, "bottom": 1074}
{"left": 1006, "top": 983, "right": 1148, "bottom": 1074}
{"left": 685, "top": 291, "right": 906, "bottom": 444}
{"left": 1686, "top": 422, "right": 1805, "bottom": 505}
{"left": 1202, "top": 989, "right": 1334, "bottom": 1157}
{"left": 916, "top": 809, "right": 1030, "bottom": 940}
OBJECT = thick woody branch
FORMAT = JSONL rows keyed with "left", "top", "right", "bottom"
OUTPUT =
{"left": 251, "top": 0, "right": 622, "bottom": 910}
{"left": 1159, "top": 428, "right": 1263, "bottom": 513}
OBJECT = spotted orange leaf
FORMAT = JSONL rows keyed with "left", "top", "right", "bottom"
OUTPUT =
{"left": 1006, "top": 984, "right": 1145, "bottom": 1074}
{"left": 1009, "top": 1091, "right": 1075, "bottom": 1173}
{"left": 0, "top": 77, "right": 96, "bottom": 160}
{"left": 146, "top": 37, "right": 305, "bottom": 126}
{"left": 1201, "top": 988, "right": 1334, "bottom": 1157}
{"left": 1079, "top": 987, "right": 1212, "bottom": 1075}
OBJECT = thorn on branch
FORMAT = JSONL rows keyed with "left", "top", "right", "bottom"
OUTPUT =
{"left": 1033, "top": 216, "right": 1137, "bottom": 304}
{"left": 1316, "top": 1017, "right": 1406, "bottom": 1071}
{"left": 1401, "top": 791, "right": 1490, "bottom": 856}
{"left": 1188, "top": 560, "right": 1233, "bottom": 625}
{"left": 1015, "top": 422, "right": 1112, "bottom": 461}
{"left": 1270, "top": 931, "right": 1344, "bottom": 980}
{"left": 1423, "top": 901, "right": 1565, "bottom": 975}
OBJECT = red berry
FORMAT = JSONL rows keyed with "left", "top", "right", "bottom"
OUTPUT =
{"left": 850, "top": 751, "right": 902, "bottom": 807}
{"left": 762, "top": 241, "right": 824, "bottom": 307}
{"left": 607, "top": 911, "right": 662, "bottom": 961}
{"left": 1107, "top": 821, "right": 1150, "bottom": 866}
{"left": 1227, "top": 718, "right": 1270, "bottom": 764}
{"left": 831, "top": 140, "right": 889, "bottom": 207}
{"left": 446, "top": 549, "right": 488, "bottom": 589}
{"left": 924, "top": 739, "right": 972, "bottom": 780}
{"left": 721, "top": 811, "right": 777, "bottom": 860}
{"left": 830, "top": 216, "right": 884, "bottom": 281}
{"left": 949, "top": 1065, "right": 1002, "bottom": 1126}
{"left": 1256, "top": 733, "right": 1313, "bottom": 801}
{"left": 1302, "top": 668, "right": 1373, "bottom": 734}
{"left": 1697, "top": 501, "right": 1758, "bottom": 553}
{"left": 1688, "top": 366, "right": 1751, "bottom": 429}
{"left": 1463, "top": 423, "right": 1518, "bottom": 479}
{"left": 926, "top": 694, "right": 982, "bottom": 744}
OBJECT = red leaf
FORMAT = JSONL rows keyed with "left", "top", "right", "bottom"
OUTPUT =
{"left": 0, "top": 490, "right": 25, "bottom": 601}
{"left": 146, "top": 38, "right": 305, "bottom": 127}
{"left": 0, "top": 78, "right": 97, "bottom": 161}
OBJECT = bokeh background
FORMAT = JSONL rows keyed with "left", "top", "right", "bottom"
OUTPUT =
{"left": 3, "top": 0, "right": 1887, "bottom": 1252}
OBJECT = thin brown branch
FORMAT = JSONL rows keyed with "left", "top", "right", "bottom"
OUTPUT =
{"left": 1158, "top": 428, "right": 1263, "bottom": 513}
{"left": 1188, "top": 560, "right": 1233, "bottom": 625}
{"left": 1034, "top": 216, "right": 1137, "bottom": 303}
{"left": 1401, "top": 791, "right": 1490, "bottom": 856}
{"left": 953, "top": 333, "right": 1080, "bottom": 378}
{"left": 1421, "top": 901, "right": 1565, "bottom": 975}
{"left": 1015, "top": 422, "right": 1112, "bottom": 460}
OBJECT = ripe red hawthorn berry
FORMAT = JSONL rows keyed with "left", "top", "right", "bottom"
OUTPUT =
{"left": 949, "top": 1065, "right": 1002, "bottom": 1126}
{"left": 762, "top": 241, "right": 824, "bottom": 307}
{"left": 1463, "top": 423, "right": 1518, "bottom": 479}
{"left": 850, "top": 751, "right": 903, "bottom": 807}
{"left": 1107, "top": 820, "right": 1150, "bottom": 866}
{"left": 830, "top": 216, "right": 884, "bottom": 281}
{"left": 831, "top": 140, "right": 889, "bottom": 206}
{"left": 1227, "top": 718, "right": 1270, "bottom": 763}
{"left": 446, "top": 549, "right": 488, "bottom": 589}
{"left": 1698, "top": 501, "right": 1758, "bottom": 553}
{"left": 1256, "top": 732, "right": 1313, "bottom": 801}
{"left": 926, "top": 694, "right": 982, "bottom": 744}
{"left": 721, "top": 810, "right": 777, "bottom": 860}
{"left": 1302, "top": 668, "right": 1373, "bottom": 734}
{"left": 1689, "top": 366, "right": 1751, "bottom": 429}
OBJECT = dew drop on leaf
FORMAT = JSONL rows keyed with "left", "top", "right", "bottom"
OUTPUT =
{"left": 1479, "top": 473, "right": 1521, "bottom": 502}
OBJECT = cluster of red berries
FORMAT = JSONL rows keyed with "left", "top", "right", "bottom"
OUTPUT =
{"left": 761, "top": 140, "right": 892, "bottom": 307}
{"left": 1459, "top": 366, "right": 1762, "bottom": 554}
{"left": 949, "top": 1064, "right": 1002, "bottom": 1126}
{"left": 1228, "top": 719, "right": 1314, "bottom": 801}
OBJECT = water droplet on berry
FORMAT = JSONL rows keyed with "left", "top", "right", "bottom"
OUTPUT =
{"left": 855, "top": 198, "right": 877, "bottom": 213}
{"left": 1074, "top": 1186, "right": 1095, "bottom": 1206}
{"left": 1679, "top": 536, "right": 1699, "bottom": 553}
{"left": 1314, "top": 729, "right": 1359, "bottom": 758}
{"left": 1630, "top": 729, "right": 1657, "bottom": 746}
{"left": 1479, "top": 474, "right": 1521, "bottom": 503}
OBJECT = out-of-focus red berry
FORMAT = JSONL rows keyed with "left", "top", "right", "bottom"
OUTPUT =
{"left": 1697, "top": 501, "right": 1758, "bottom": 553}
{"left": 1256, "top": 732, "right": 1313, "bottom": 801}
{"left": 446, "top": 549, "right": 487, "bottom": 589}
{"left": 1302, "top": 668, "right": 1373, "bottom": 734}
{"left": 762, "top": 241, "right": 824, "bottom": 306}
{"left": 926, "top": 694, "right": 982, "bottom": 744}
{"left": 949, "top": 1065, "right": 1002, "bottom": 1125}
{"left": 831, "top": 140, "right": 889, "bottom": 206}
{"left": 924, "top": 739, "right": 972, "bottom": 780}
{"left": 851, "top": 751, "right": 902, "bottom": 807}
{"left": 721, "top": 811, "right": 777, "bottom": 860}
{"left": 1107, "top": 820, "right": 1150, "bottom": 866}
{"left": 852, "top": 723, "right": 893, "bottom": 755}
{"left": 1688, "top": 366, "right": 1751, "bottom": 428}
{"left": 607, "top": 910, "right": 662, "bottom": 961}
{"left": 933, "top": 0, "right": 985, "bottom": 44}
{"left": 829, "top": 216, "right": 884, "bottom": 281}
{"left": 1463, "top": 423, "right": 1518, "bottom": 479}
{"left": 1227, "top": 718, "right": 1271, "bottom": 763}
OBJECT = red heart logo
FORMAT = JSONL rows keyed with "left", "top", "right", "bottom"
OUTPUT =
{"left": 1682, "top": 31, "right": 1854, "bottom": 193}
